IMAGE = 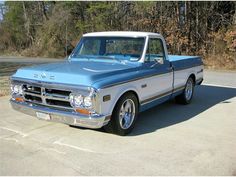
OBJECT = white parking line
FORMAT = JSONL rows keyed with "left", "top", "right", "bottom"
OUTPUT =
{"left": 0, "top": 137, "right": 19, "bottom": 143}
{"left": 38, "top": 147, "right": 66, "bottom": 155}
{"left": 53, "top": 140, "right": 96, "bottom": 153}
{"left": 202, "top": 83, "right": 236, "bottom": 89}
{"left": 0, "top": 127, "right": 28, "bottom": 137}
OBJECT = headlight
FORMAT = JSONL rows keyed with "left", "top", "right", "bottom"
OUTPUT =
{"left": 69, "top": 93, "right": 93, "bottom": 109}
{"left": 74, "top": 95, "right": 84, "bottom": 106}
{"left": 11, "top": 84, "right": 23, "bottom": 95}
{"left": 69, "top": 93, "right": 84, "bottom": 107}
{"left": 84, "top": 96, "right": 92, "bottom": 108}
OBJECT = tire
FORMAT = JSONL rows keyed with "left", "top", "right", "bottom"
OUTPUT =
{"left": 103, "top": 93, "right": 139, "bottom": 136}
{"left": 175, "top": 77, "right": 194, "bottom": 104}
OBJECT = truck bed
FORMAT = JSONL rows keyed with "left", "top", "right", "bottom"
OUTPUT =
{"left": 168, "top": 55, "right": 203, "bottom": 71}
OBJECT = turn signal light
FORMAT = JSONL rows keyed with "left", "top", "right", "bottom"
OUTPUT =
{"left": 15, "top": 97, "right": 24, "bottom": 102}
{"left": 75, "top": 108, "right": 90, "bottom": 115}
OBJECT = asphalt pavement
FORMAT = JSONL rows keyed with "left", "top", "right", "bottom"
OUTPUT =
{"left": 0, "top": 57, "right": 236, "bottom": 175}
{"left": 0, "top": 56, "right": 62, "bottom": 63}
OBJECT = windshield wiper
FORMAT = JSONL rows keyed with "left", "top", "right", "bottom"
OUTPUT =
{"left": 93, "top": 56, "right": 122, "bottom": 62}
{"left": 71, "top": 55, "right": 91, "bottom": 60}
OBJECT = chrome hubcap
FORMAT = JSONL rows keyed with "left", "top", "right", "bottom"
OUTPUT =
{"left": 185, "top": 79, "right": 193, "bottom": 100}
{"left": 119, "top": 99, "right": 135, "bottom": 129}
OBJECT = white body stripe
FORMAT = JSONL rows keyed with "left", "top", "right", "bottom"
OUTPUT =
{"left": 174, "top": 65, "right": 203, "bottom": 89}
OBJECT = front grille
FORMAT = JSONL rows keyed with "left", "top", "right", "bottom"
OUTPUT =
{"left": 22, "top": 84, "right": 73, "bottom": 110}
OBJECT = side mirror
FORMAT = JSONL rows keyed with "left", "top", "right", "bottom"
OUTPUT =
{"left": 166, "top": 44, "right": 170, "bottom": 50}
{"left": 65, "top": 44, "right": 74, "bottom": 56}
{"left": 154, "top": 57, "right": 164, "bottom": 65}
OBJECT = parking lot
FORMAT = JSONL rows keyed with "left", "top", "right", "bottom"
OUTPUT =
{"left": 0, "top": 62, "right": 236, "bottom": 175}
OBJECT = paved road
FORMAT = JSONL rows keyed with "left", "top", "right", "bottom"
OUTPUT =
{"left": 203, "top": 70, "right": 236, "bottom": 88}
{"left": 0, "top": 58, "right": 236, "bottom": 175}
{"left": 0, "top": 56, "right": 62, "bottom": 63}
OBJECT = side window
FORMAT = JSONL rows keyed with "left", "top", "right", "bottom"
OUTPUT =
{"left": 145, "top": 38, "right": 165, "bottom": 63}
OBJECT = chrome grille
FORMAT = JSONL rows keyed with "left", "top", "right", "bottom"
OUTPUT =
{"left": 22, "top": 84, "right": 73, "bottom": 110}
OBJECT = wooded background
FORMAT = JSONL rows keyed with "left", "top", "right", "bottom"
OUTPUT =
{"left": 0, "top": 1, "right": 235, "bottom": 69}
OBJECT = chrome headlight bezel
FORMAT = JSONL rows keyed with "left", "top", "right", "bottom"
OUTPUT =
{"left": 69, "top": 94, "right": 93, "bottom": 110}
{"left": 84, "top": 96, "right": 92, "bottom": 108}
{"left": 69, "top": 87, "right": 99, "bottom": 114}
{"left": 69, "top": 94, "right": 84, "bottom": 107}
{"left": 11, "top": 84, "right": 23, "bottom": 95}
{"left": 74, "top": 94, "right": 84, "bottom": 107}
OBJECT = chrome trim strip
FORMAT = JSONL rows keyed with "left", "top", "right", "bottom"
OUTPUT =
{"left": 173, "top": 86, "right": 186, "bottom": 92}
{"left": 140, "top": 85, "right": 185, "bottom": 105}
{"left": 24, "top": 89, "right": 41, "bottom": 94}
{"left": 44, "top": 93, "right": 69, "bottom": 101}
{"left": 24, "top": 91, "right": 40, "bottom": 97}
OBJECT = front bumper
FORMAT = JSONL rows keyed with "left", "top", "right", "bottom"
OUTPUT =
{"left": 10, "top": 99, "right": 110, "bottom": 129}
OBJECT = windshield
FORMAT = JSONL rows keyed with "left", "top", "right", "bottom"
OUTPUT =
{"left": 70, "top": 37, "right": 145, "bottom": 62}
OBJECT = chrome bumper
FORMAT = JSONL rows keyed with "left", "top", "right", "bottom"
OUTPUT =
{"left": 10, "top": 100, "right": 110, "bottom": 129}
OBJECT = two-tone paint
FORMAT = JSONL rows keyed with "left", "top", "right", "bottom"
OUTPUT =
{"left": 10, "top": 31, "right": 203, "bottom": 128}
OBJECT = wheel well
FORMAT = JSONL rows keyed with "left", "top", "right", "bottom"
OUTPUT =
{"left": 121, "top": 90, "right": 140, "bottom": 105}
{"left": 189, "top": 74, "right": 196, "bottom": 85}
{"left": 112, "top": 90, "right": 140, "bottom": 114}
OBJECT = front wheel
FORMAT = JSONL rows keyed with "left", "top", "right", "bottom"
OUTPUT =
{"left": 175, "top": 77, "right": 194, "bottom": 104}
{"left": 103, "top": 93, "right": 138, "bottom": 136}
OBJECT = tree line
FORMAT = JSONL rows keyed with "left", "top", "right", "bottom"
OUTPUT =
{"left": 0, "top": 1, "right": 235, "bottom": 69}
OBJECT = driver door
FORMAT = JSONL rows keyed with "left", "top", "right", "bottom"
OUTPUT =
{"left": 141, "top": 37, "right": 173, "bottom": 105}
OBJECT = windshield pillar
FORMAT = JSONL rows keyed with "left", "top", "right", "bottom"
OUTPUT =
{"left": 139, "top": 36, "right": 149, "bottom": 63}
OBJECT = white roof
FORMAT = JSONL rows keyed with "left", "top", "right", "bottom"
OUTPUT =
{"left": 83, "top": 31, "right": 161, "bottom": 37}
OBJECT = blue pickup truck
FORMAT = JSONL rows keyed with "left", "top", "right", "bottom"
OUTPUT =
{"left": 10, "top": 31, "right": 203, "bottom": 135}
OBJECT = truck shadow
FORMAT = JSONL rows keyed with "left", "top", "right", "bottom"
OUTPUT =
{"left": 129, "top": 85, "right": 236, "bottom": 136}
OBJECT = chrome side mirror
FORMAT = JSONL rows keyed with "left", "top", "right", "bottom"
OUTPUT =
{"left": 151, "top": 57, "right": 164, "bottom": 68}
{"left": 154, "top": 57, "right": 164, "bottom": 65}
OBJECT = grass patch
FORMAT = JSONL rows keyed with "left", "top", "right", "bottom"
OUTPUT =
{"left": 0, "top": 63, "right": 34, "bottom": 96}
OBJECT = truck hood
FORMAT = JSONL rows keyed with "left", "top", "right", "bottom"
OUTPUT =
{"left": 12, "top": 60, "right": 140, "bottom": 88}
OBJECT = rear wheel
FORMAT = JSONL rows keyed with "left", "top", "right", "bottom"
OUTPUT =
{"left": 104, "top": 93, "right": 138, "bottom": 136}
{"left": 175, "top": 77, "right": 194, "bottom": 104}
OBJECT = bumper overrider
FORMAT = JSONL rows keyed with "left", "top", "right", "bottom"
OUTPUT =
{"left": 10, "top": 99, "right": 110, "bottom": 129}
